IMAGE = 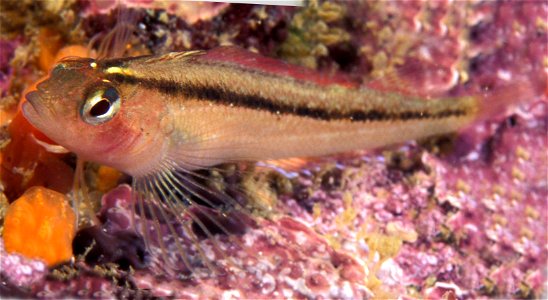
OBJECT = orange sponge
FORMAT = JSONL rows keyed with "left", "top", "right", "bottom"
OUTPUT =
{"left": 96, "top": 166, "right": 122, "bottom": 193}
{"left": 3, "top": 186, "right": 76, "bottom": 266}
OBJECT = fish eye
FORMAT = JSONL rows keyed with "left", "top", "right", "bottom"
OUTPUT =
{"left": 81, "top": 86, "right": 121, "bottom": 125}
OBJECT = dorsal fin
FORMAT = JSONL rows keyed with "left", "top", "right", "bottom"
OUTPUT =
{"left": 143, "top": 50, "right": 206, "bottom": 64}
{"left": 197, "top": 46, "right": 361, "bottom": 88}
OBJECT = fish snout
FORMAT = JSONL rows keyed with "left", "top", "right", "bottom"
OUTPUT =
{"left": 25, "top": 90, "right": 41, "bottom": 107}
{"left": 22, "top": 91, "right": 48, "bottom": 124}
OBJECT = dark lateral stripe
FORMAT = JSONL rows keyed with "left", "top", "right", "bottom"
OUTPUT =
{"left": 106, "top": 74, "right": 469, "bottom": 122}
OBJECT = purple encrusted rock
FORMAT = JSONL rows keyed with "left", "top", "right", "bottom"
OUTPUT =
{"left": 0, "top": 239, "right": 47, "bottom": 287}
{"left": 91, "top": 184, "right": 373, "bottom": 299}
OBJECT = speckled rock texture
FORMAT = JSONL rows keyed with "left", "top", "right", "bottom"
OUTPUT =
{"left": 0, "top": 1, "right": 546, "bottom": 299}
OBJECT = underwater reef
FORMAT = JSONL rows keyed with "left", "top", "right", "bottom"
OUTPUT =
{"left": 0, "top": 0, "right": 546, "bottom": 299}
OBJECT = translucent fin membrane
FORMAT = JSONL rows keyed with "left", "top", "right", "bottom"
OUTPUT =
{"left": 72, "top": 158, "right": 100, "bottom": 228}
{"left": 88, "top": 6, "right": 139, "bottom": 59}
{"left": 129, "top": 161, "right": 277, "bottom": 278}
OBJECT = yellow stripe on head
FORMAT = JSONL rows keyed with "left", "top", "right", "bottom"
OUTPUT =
{"left": 105, "top": 66, "right": 135, "bottom": 76}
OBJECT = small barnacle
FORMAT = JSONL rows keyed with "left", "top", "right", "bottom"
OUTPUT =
{"left": 455, "top": 179, "right": 471, "bottom": 194}
{"left": 419, "top": 133, "right": 458, "bottom": 156}
{"left": 435, "top": 224, "right": 456, "bottom": 245}
{"left": 478, "top": 277, "right": 498, "bottom": 296}
{"left": 279, "top": 0, "right": 351, "bottom": 69}
{"left": 513, "top": 281, "right": 534, "bottom": 299}
{"left": 511, "top": 166, "right": 526, "bottom": 181}
{"left": 207, "top": 166, "right": 232, "bottom": 193}
{"left": 492, "top": 184, "right": 505, "bottom": 197}
{"left": 318, "top": 165, "right": 344, "bottom": 191}
{"left": 424, "top": 275, "right": 437, "bottom": 288}
{"left": 492, "top": 214, "right": 508, "bottom": 226}
{"left": 372, "top": 51, "right": 389, "bottom": 73}
{"left": 335, "top": 192, "right": 357, "bottom": 227}
{"left": 515, "top": 146, "right": 531, "bottom": 161}
{"left": 242, "top": 171, "right": 279, "bottom": 214}
{"left": 312, "top": 202, "right": 322, "bottom": 220}
{"left": 323, "top": 233, "right": 342, "bottom": 251}
{"left": 519, "top": 227, "right": 534, "bottom": 240}
{"left": 510, "top": 189, "right": 524, "bottom": 201}
{"left": 364, "top": 233, "right": 402, "bottom": 261}
{"left": 386, "top": 222, "right": 418, "bottom": 243}
{"left": 316, "top": 1, "right": 345, "bottom": 23}
{"left": 254, "top": 6, "right": 268, "bottom": 20}
{"left": 524, "top": 205, "right": 540, "bottom": 220}
{"left": 406, "top": 284, "right": 422, "bottom": 298}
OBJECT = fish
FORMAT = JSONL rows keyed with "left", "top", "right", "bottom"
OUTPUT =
{"left": 20, "top": 45, "right": 525, "bottom": 275}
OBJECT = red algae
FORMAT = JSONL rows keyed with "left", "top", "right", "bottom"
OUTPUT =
{"left": 3, "top": 186, "right": 75, "bottom": 266}
{"left": 1, "top": 37, "right": 90, "bottom": 201}
{"left": 1, "top": 36, "right": 90, "bottom": 201}
{"left": 1, "top": 111, "right": 73, "bottom": 200}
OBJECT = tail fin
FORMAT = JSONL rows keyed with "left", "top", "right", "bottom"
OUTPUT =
{"left": 476, "top": 77, "right": 546, "bottom": 120}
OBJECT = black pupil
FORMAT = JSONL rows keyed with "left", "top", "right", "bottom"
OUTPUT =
{"left": 89, "top": 88, "right": 118, "bottom": 118}
{"left": 89, "top": 99, "right": 111, "bottom": 117}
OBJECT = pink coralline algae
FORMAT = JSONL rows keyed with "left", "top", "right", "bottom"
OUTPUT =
{"left": 1, "top": 0, "right": 547, "bottom": 299}
{"left": 0, "top": 239, "right": 47, "bottom": 287}
{"left": 91, "top": 184, "right": 373, "bottom": 299}
{"left": 344, "top": 1, "right": 546, "bottom": 98}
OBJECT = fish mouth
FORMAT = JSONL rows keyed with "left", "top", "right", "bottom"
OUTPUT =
{"left": 25, "top": 90, "right": 42, "bottom": 108}
{"left": 22, "top": 91, "right": 48, "bottom": 127}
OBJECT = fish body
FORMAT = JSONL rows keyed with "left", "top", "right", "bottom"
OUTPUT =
{"left": 22, "top": 46, "right": 485, "bottom": 273}
{"left": 23, "top": 46, "right": 479, "bottom": 178}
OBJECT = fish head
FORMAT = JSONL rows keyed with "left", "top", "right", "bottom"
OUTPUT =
{"left": 22, "top": 57, "right": 168, "bottom": 176}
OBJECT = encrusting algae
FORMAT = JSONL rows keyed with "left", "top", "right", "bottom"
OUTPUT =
{"left": 3, "top": 186, "right": 75, "bottom": 266}
{"left": 0, "top": 1, "right": 546, "bottom": 299}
